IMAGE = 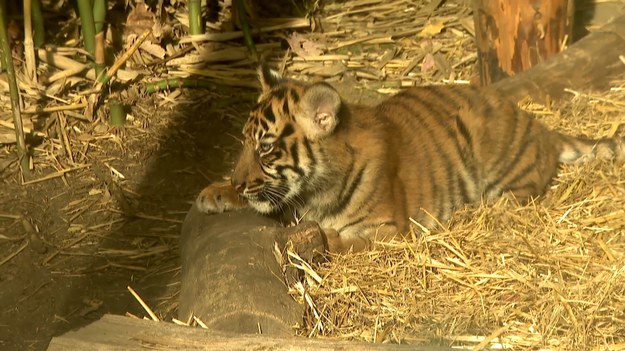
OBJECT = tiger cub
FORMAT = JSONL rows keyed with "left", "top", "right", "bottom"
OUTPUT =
{"left": 196, "top": 64, "right": 625, "bottom": 253}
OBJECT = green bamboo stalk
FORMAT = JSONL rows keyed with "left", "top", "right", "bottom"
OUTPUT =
{"left": 233, "top": 0, "right": 257, "bottom": 60}
{"left": 92, "top": 0, "right": 106, "bottom": 81}
{"left": 0, "top": 1, "right": 30, "bottom": 175}
{"left": 31, "top": 0, "right": 44, "bottom": 47}
{"left": 188, "top": 0, "right": 203, "bottom": 35}
{"left": 76, "top": 0, "right": 96, "bottom": 62}
{"left": 92, "top": 0, "right": 106, "bottom": 33}
{"left": 108, "top": 99, "right": 126, "bottom": 127}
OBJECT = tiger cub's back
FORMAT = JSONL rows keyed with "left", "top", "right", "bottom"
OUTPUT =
{"left": 195, "top": 66, "right": 625, "bottom": 253}
{"left": 381, "top": 85, "right": 624, "bottom": 227}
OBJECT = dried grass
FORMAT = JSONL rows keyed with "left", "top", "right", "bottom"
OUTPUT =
{"left": 288, "top": 86, "right": 625, "bottom": 350}
{"left": 289, "top": 0, "right": 476, "bottom": 86}
{"left": 1, "top": 0, "right": 624, "bottom": 347}
{"left": 266, "top": 3, "right": 625, "bottom": 348}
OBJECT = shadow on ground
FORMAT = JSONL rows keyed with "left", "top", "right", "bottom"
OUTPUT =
{"left": 0, "top": 87, "right": 254, "bottom": 350}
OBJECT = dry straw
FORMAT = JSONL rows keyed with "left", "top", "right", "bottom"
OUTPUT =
{"left": 266, "top": 1, "right": 625, "bottom": 348}
{"left": 1, "top": 0, "right": 622, "bottom": 348}
{"left": 289, "top": 85, "right": 625, "bottom": 350}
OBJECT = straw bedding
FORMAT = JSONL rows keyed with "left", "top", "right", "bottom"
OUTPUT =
{"left": 3, "top": 0, "right": 620, "bottom": 348}
{"left": 288, "top": 89, "right": 625, "bottom": 350}
{"left": 266, "top": 2, "right": 625, "bottom": 347}
{"left": 124, "top": 0, "right": 625, "bottom": 347}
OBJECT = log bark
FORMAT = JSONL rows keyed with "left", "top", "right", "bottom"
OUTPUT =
{"left": 179, "top": 205, "right": 325, "bottom": 336}
{"left": 491, "top": 12, "right": 625, "bottom": 102}
{"left": 47, "top": 314, "right": 455, "bottom": 351}
{"left": 473, "top": 0, "right": 574, "bottom": 85}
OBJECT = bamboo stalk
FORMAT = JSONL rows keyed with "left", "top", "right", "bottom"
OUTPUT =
{"left": 23, "top": 0, "right": 37, "bottom": 82}
{"left": 0, "top": 1, "right": 30, "bottom": 176}
{"left": 233, "top": 0, "right": 257, "bottom": 60}
{"left": 188, "top": 0, "right": 203, "bottom": 35}
{"left": 108, "top": 99, "right": 125, "bottom": 126}
{"left": 30, "top": 0, "right": 44, "bottom": 47}
{"left": 76, "top": 0, "right": 96, "bottom": 62}
{"left": 92, "top": 0, "right": 106, "bottom": 81}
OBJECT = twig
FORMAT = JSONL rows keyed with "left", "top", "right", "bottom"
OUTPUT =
{"left": 0, "top": 2, "right": 30, "bottom": 176}
{"left": 127, "top": 286, "right": 159, "bottom": 321}
{"left": 564, "top": 88, "right": 625, "bottom": 107}
{"left": 43, "top": 231, "right": 92, "bottom": 266}
{"left": 56, "top": 112, "right": 74, "bottom": 164}
{"left": 471, "top": 325, "right": 510, "bottom": 351}
{"left": 0, "top": 240, "right": 29, "bottom": 268}
{"left": 193, "top": 316, "right": 209, "bottom": 329}
{"left": 22, "top": 102, "right": 88, "bottom": 114}
{"left": 17, "top": 281, "right": 51, "bottom": 303}
{"left": 179, "top": 18, "right": 310, "bottom": 43}
{"left": 142, "top": 77, "right": 218, "bottom": 93}
{"left": 21, "top": 164, "right": 91, "bottom": 185}
{"left": 106, "top": 209, "right": 184, "bottom": 224}
{"left": 96, "top": 29, "right": 151, "bottom": 87}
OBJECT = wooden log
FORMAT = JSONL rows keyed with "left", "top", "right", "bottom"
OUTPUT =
{"left": 47, "top": 314, "right": 456, "bottom": 351}
{"left": 491, "top": 12, "right": 625, "bottom": 102}
{"left": 179, "top": 204, "right": 325, "bottom": 336}
{"left": 472, "top": 0, "right": 574, "bottom": 85}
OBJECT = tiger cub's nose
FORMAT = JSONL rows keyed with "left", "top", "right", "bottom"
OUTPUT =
{"left": 233, "top": 181, "right": 246, "bottom": 194}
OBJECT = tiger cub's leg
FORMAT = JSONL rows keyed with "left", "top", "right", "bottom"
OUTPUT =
{"left": 195, "top": 180, "right": 248, "bottom": 213}
{"left": 495, "top": 133, "right": 561, "bottom": 203}
{"left": 324, "top": 224, "right": 400, "bottom": 254}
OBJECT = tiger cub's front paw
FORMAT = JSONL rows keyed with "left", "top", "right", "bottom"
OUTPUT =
{"left": 195, "top": 180, "right": 248, "bottom": 214}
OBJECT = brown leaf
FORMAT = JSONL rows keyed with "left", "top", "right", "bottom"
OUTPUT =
{"left": 124, "top": 3, "right": 160, "bottom": 44}
{"left": 418, "top": 19, "right": 445, "bottom": 37}
{"left": 285, "top": 33, "right": 325, "bottom": 58}
{"left": 420, "top": 53, "right": 436, "bottom": 73}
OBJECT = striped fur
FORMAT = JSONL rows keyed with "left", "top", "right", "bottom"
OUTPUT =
{"left": 196, "top": 66, "right": 625, "bottom": 253}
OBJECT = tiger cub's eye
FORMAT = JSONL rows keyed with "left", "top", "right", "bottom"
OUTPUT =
{"left": 259, "top": 142, "right": 274, "bottom": 153}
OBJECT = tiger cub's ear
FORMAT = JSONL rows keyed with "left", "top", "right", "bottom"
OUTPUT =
{"left": 258, "top": 62, "right": 283, "bottom": 93}
{"left": 299, "top": 83, "right": 341, "bottom": 140}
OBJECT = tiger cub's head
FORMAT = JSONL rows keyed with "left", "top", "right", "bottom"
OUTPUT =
{"left": 231, "top": 64, "right": 343, "bottom": 213}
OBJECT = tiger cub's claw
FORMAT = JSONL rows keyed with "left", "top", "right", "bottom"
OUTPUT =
{"left": 195, "top": 180, "right": 248, "bottom": 214}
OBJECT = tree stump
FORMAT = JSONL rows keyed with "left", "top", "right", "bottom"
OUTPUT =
{"left": 47, "top": 314, "right": 455, "bottom": 351}
{"left": 472, "top": 0, "right": 575, "bottom": 85}
{"left": 179, "top": 205, "right": 326, "bottom": 336}
{"left": 491, "top": 12, "right": 625, "bottom": 103}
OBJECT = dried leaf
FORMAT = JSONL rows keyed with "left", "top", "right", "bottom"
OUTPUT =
{"left": 0, "top": 132, "right": 16, "bottom": 144}
{"left": 418, "top": 19, "right": 445, "bottom": 37}
{"left": 140, "top": 42, "right": 166, "bottom": 59}
{"left": 420, "top": 53, "right": 436, "bottom": 73}
{"left": 124, "top": 3, "right": 160, "bottom": 44}
{"left": 285, "top": 33, "right": 325, "bottom": 58}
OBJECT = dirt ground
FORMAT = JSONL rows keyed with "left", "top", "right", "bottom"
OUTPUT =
{"left": 0, "top": 78, "right": 382, "bottom": 350}
{"left": 1, "top": 0, "right": 623, "bottom": 349}
{"left": 0, "top": 87, "right": 258, "bottom": 350}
